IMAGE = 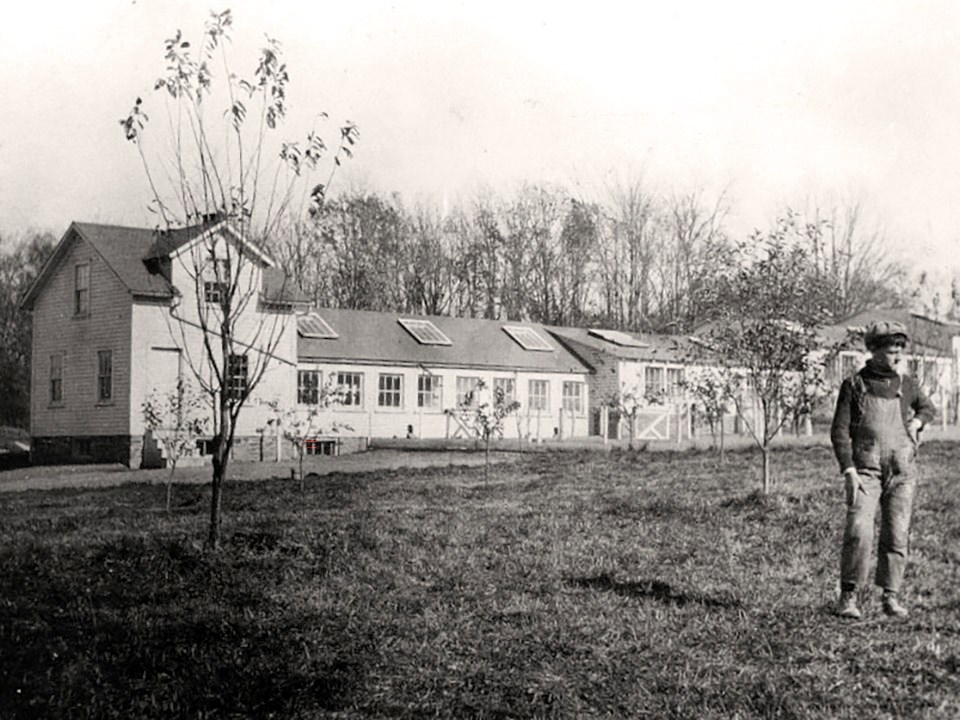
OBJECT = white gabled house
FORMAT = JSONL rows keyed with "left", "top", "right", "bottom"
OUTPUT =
{"left": 20, "top": 216, "right": 304, "bottom": 466}
{"left": 20, "top": 218, "right": 594, "bottom": 467}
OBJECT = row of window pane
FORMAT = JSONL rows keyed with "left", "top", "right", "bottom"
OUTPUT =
{"left": 294, "top": 370, "right": 583, "bottom": 413}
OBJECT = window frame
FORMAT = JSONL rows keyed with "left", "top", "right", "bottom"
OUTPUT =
{"left": 226, "top": 353, "right": 249, "bottom": 401}
{"left": 96, "top": 349, "right": 113, "bottom": 403}
{"left": 528, "top": 379, "right": 550, "bottom": 412}
{"left": 337, "top": 371, "right": 364, "bottom": 408}
{"left": 297, "top": 369, "right": 320, "bottom": 405}
{"left": 562, "top": 380, "right": 584, "bottom": 415}
{"left": 455, "top": 376, "right": 481, "bottom": 408}
{"left": 377, "top": 373, "right": 403, "bottom": 409}
{"left": 204, "top": 280, "right": 228, "bottom": 304}
{"left": 74, "top": 263, "right": 90, "bottom": 316}
{"left": 493, "top": 377, "right": 517, "bottom": 405}
{"left": 417, "top": 374, "right": 443, "bottom": 410}
{"left": 49, "top": 353, "right": 64, "bottom": 405}
{"left": 666, "top": 367, "right": 685, "bottom": 398}
{"left": 644, "top": 366, "right": 665, "bottom": 399}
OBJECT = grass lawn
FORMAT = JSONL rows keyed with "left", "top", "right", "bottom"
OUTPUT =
{"left": 2, "top": 444, "right": 960, "bottom": 718}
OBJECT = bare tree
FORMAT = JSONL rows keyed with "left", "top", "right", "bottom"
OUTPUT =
{"left": 799, "top": 196, "right": 908, "bottom": 319}
{"left": 121, "top": 10, "right": 356, "bottom": 549}
{"left": 595, "top": 178, "right": 659, "bottom": 331}
{"left": 656, "top": 189, "right": 730, "bottom": 332}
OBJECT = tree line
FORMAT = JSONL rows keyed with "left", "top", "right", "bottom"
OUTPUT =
{"left": 275, "top": 184, "right": 915, "bottom": 334}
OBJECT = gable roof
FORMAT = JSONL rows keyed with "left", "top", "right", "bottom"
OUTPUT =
{"left": 547, "top": 326, "right": 697, "bottom": 370}
{"left": 21, "top": 218, "right": 300, "bottom": 310}
{"left": 296, "top": 308, "right": 590, "bottom": 374}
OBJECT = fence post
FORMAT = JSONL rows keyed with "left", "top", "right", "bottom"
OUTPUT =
{"left": 601, "top": 405, "right": 609, "bottom": 445}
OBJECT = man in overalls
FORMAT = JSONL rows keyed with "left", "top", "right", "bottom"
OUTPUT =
{"left": 830, "top": 320, "right": 936, "bottom": 619}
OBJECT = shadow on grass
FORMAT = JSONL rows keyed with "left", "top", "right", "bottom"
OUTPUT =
{"left": 567, "top": 572, "right": 742, "bottom": 610}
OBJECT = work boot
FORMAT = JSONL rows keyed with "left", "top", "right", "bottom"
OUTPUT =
{"left": 837, "top": 591, "right": 861, "bottom": 619}
{"left": 882, "top": 594, "right": 908, "bottom": 618}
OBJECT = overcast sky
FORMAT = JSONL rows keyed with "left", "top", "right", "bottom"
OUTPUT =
{"left": 3, "top": 0, "right": 960, "bottom": 286}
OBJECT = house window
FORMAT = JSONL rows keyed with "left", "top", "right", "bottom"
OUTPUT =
{"left": 298, "top": 370, "right": 319, "bottom": 405}
{"left": 227, "top": 354, "right": 248, "bottom": 400}
{"left": 378, "top": 374, "right": 403, "bottom": 407}
{"left": 204, "top": 281, "right": 228, "bottom": 304}
{"left": 562, "top": 381, "right": 584, "bottom": 414}
{"left": 528, "top": 379, "right": 549, "bottom": 412}
{"left": 97, "top": 350, "right": 113, "bottom": 402}
{"left": 418, "top": 374, "right": 442, "bottom": 409}
{"left": 50, "top": 353, "right": 63, "bottom": 404}
{"left": 924, "top": 360, "right": 939, "bottom": 389}
{"left": 667, "top": 368, "right": 685, "bottom": 397}
{"left": 337, "top": 372, "right": 363, "bottom": 406}
{"left": 74, "top": 264, "right": 90, "bottom": 315}
{"left": 493, "top": 377, "right": 516, "bottom": 405}
{"left": 456, "top": 376, "right": 480, "bottom": 407}
{"left": 644, "top": 366, "right": 665, "bottom": 399}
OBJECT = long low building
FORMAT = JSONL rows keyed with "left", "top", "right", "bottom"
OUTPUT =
{"left": 294, "top": 307, "right": 592, "bottom": 444}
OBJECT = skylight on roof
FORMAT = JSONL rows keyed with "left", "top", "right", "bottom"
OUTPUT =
{"left": 503, "top": 326, "right": 553, "bottom": 352}
{"left": 398, "top": 318, "right": 452, "bottom": 346}
{"left": 297, "top": 312, "right": 338, "bottom": 339}
{"left": 588, "top": 328, "right": 649, "bottom": 348}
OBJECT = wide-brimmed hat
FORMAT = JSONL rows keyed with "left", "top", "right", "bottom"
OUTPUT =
{"left": 864, "top": 320, "right": 909, "bottom": 349}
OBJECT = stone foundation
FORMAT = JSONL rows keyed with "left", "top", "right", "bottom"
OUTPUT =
{"left": 32, "top": 435, "right": 134, "bottom": 466}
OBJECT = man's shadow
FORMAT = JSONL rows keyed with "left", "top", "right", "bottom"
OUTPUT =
{"left": 567, "top": 572, "right": 741, "bottom": 610}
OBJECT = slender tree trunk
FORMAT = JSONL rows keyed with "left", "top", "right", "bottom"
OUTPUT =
{"left": 166, "top": 462, "right": 177, "bottom": 512}
{"left": 719, "top": 417, "right": 726, "bottom": 465}
{"left": 208, "top": 411, "right": 231, "bottom": 551}
{"left": 762, "top": 445, "right": 770, "bottom": 495}
{"left": 209, "top": 451, "right": 225, "bottom": 550}
{"left": 299, "top": 451, "right": 305, "bottom": 493}
{"left": 484, "top": 435, "right": 490, "bottom": 483}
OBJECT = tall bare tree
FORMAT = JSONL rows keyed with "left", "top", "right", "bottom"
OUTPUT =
{"left": 595, "top": 179, "right": 660, "bottom": 331}
{"left": 799, "top": 196, "right": 908, "bottom": 319}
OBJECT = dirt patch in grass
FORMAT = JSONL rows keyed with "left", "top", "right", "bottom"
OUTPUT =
{"left": 2, "top": 443, "right": 960, "bottom": 717}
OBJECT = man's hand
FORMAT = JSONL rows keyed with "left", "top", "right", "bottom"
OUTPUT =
{"left": 843, "top": 468, "right": 860, "bottom": 506}
{"left": 907, "top": 417, "right": 923, "bottom": 445}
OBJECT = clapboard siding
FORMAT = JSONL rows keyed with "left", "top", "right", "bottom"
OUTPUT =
{"left": 31, "top": 231, "right": 132, "bottom": 437}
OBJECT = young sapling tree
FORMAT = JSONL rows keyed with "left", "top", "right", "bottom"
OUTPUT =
{"left": 142, "top": 378, "right": 210, "bottom": 511}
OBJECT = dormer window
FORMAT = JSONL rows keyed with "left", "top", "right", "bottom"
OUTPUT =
{"left": 74, "top": 264, "right": 90, "bottom": 316}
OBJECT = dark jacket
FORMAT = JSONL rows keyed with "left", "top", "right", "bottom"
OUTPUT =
{"left": 830, "top": 360, "right": 937, "bottom": 472}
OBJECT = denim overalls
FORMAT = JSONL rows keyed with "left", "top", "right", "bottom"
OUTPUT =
{"left": 840, "top": 376, "right": 918, "bottom": 595}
